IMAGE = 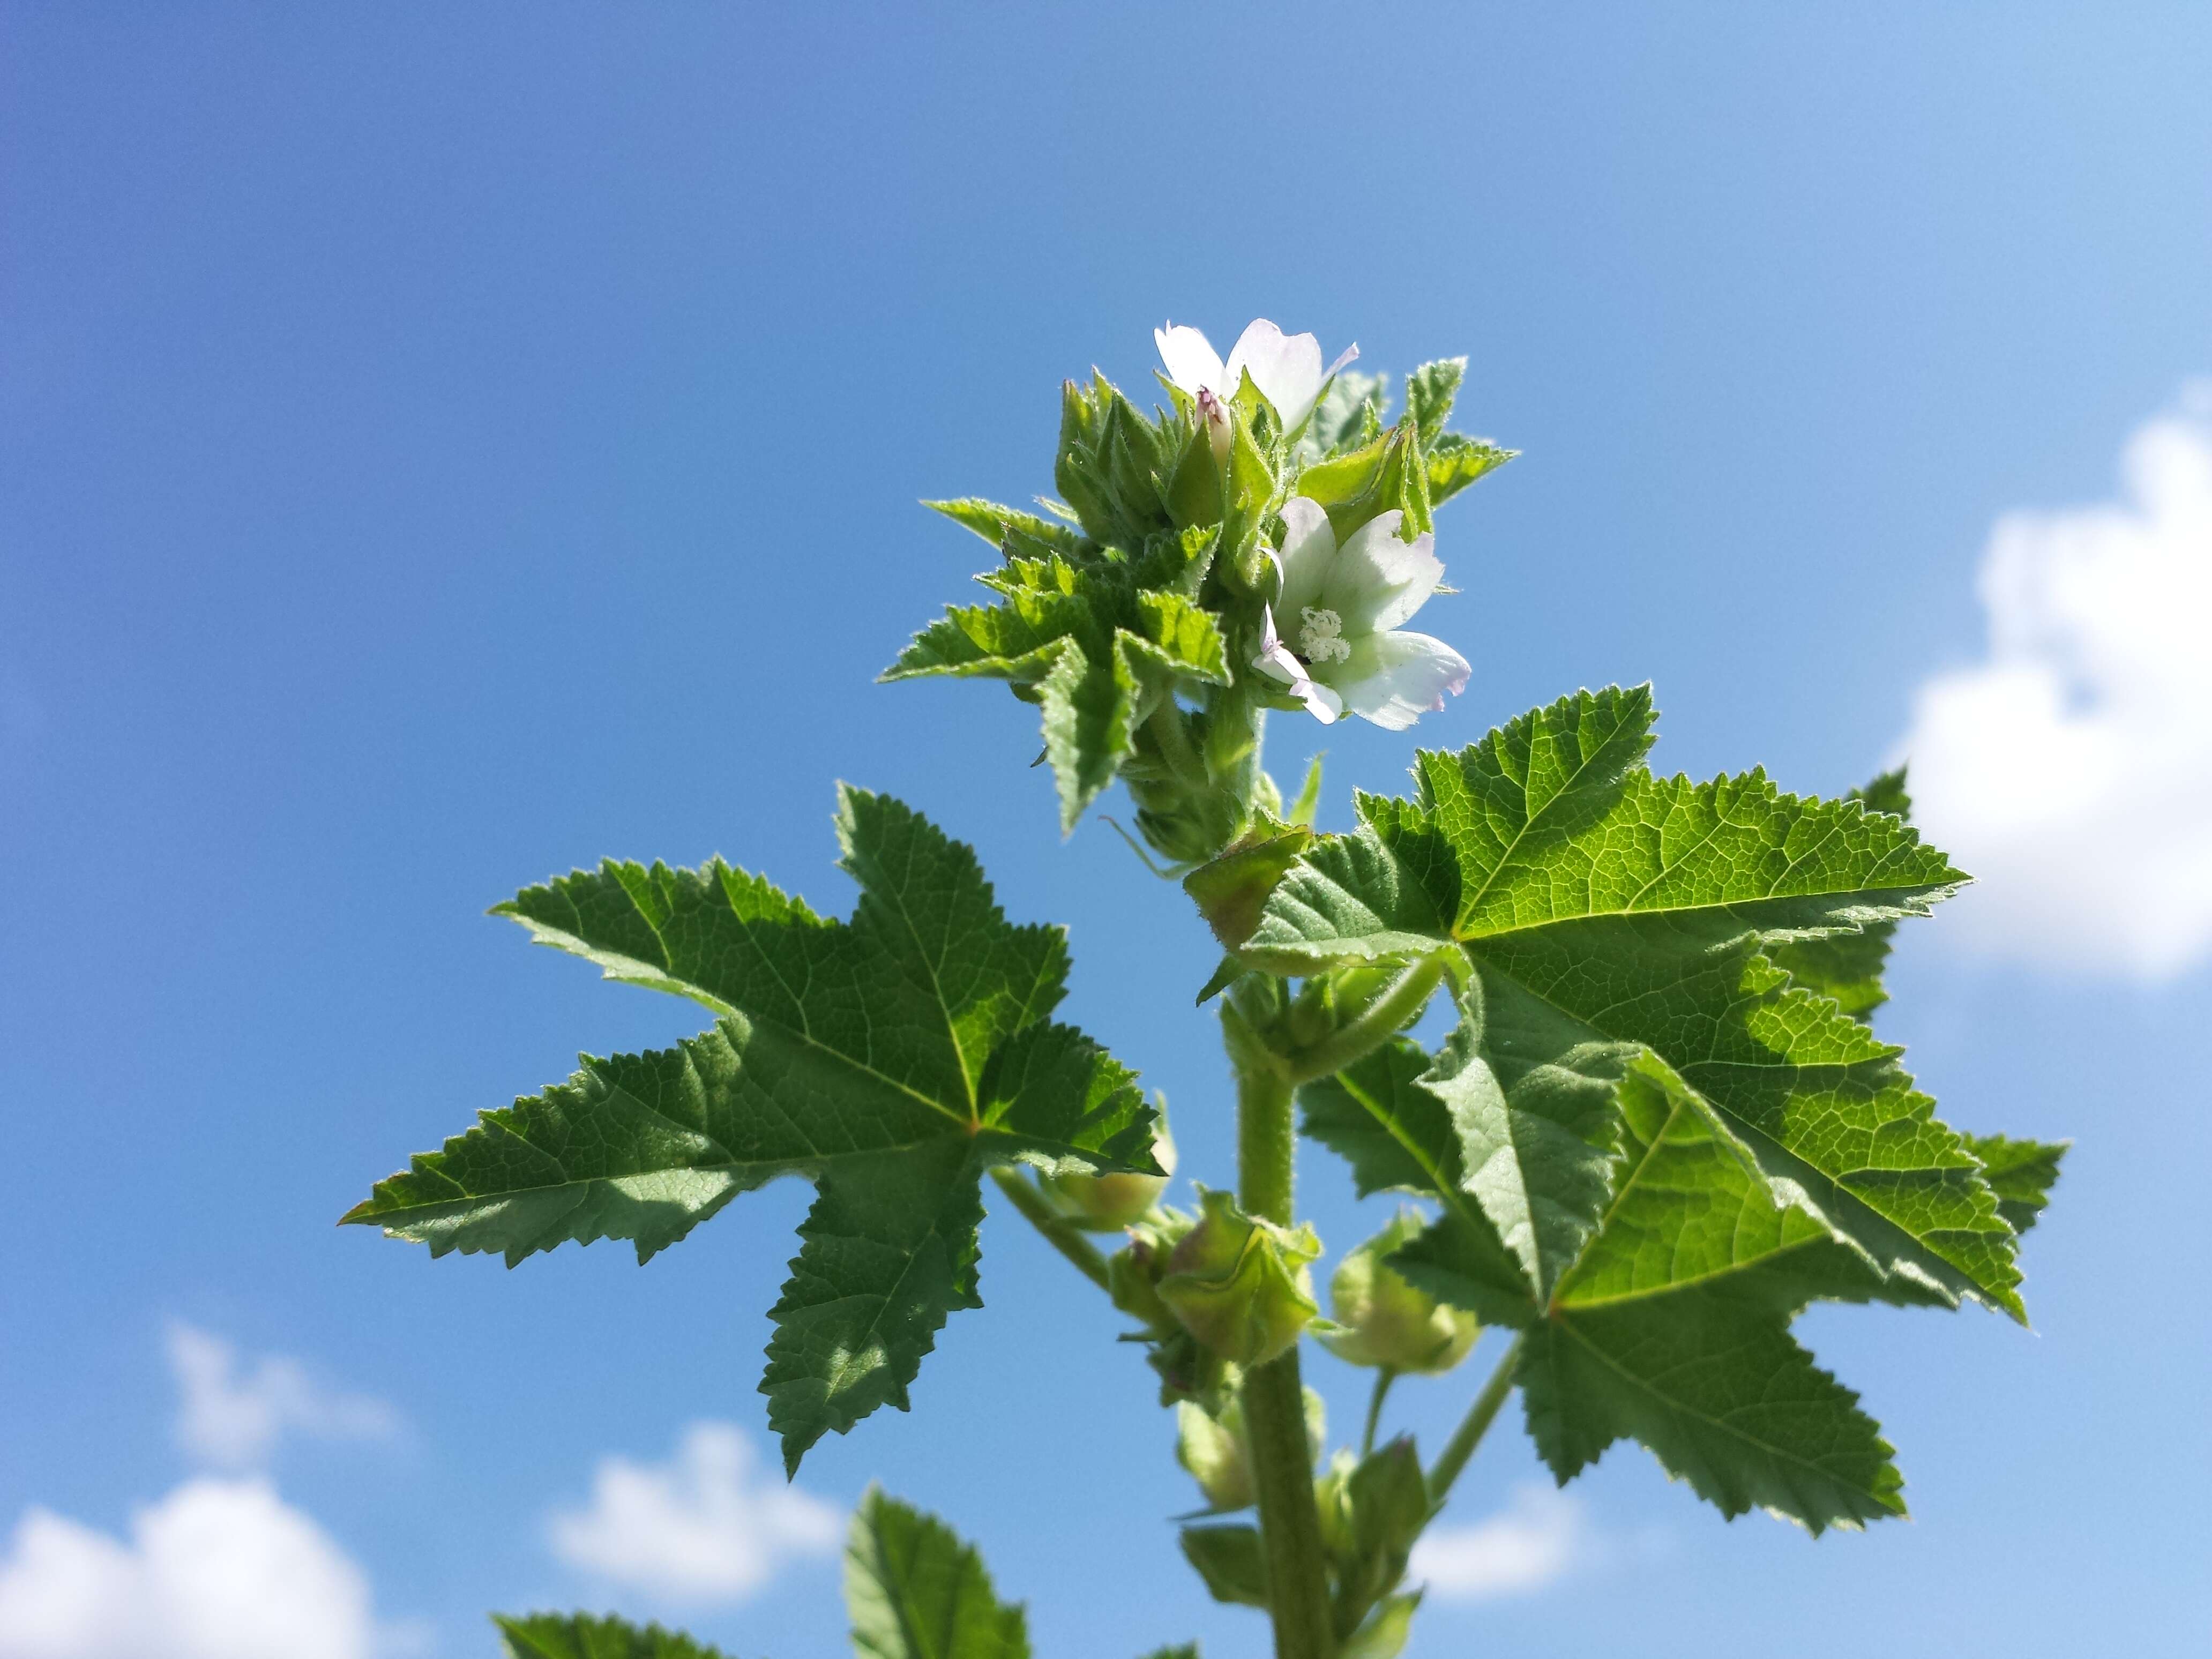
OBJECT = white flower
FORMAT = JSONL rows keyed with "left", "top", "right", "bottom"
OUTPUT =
{"left": 1252, "top": 498, "right": 1471, "bottom": 730}
{"left": 1155, "top": 319, "right": 1358, "bottom": 435}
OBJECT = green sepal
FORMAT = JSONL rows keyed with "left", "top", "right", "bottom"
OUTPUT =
{"left": 1320, "top": 1439, "right": 1429, "bottom": 1639}
{"left": 1157, "top": 1188, "right": 1322, "bottom": 1367}
{"left": 345, "top": 789, "right": 1158, "bottom": 1473}
{"left": 1179, "top": 1524, "right": 1271, "bottom": 1608}
{"left": 1296, "top": 415, "right": 1431, "bottom": 541}
{"left": 847, "top": 1488, "right": 1030, "bottom": 1659}
{"left": 1340, "top": 1594, "right": 1421, "bottom": 1659}
{"left": 1055, "top": 372, "right": 1176, "bottom": 550}
{"left": 1183, "top": 823, "right": 1314, "bottom": 952}
{"left": 495, "top": 1612, "right": 734, "bottom": 1659}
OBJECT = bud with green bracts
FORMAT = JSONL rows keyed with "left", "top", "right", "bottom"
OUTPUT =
{"left": 1176, "top": 1386, "right": 1327, "bottom": 1512}
{"left": 1040, "top": 1102, "right": 1177, "bottom": 1230}
{"left": 1157, "top": 1187, "right": 1321, "bottom": 1367}
{"left": 1319, "top": 1208, "right": 1477, "bottom": 1374}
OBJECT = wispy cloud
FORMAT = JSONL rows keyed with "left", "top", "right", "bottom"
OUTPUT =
{"left": 0, "top": 1478, "right": 382, "bottom": 1659}
{"left": 1408, "top": 1483, "right": 1585, "bottom": 1603}
{"left": 167, "top": 1324, "right": 400, "bottom": 1470}
{"left": 1896, "top": 387, "right": 2212, "bottom": 978}
{"left": 549, "top": 1422, "right": 841, "bottom": 1604}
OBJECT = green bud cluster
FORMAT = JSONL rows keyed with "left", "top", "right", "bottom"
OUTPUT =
{"left": 1156, "top": 1189, "right": 1322, "bottom": 1369}
{"left": 1038, "top": 1103, "right": 1176, "bottom": 1231}
{"left": 1320, "top": 1209, "right": 1479, "bottom": 1375}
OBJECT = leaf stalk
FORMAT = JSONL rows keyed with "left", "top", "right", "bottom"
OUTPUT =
{"left": 988, "top": 1166, "right": 1112, "bottom": 1291}
{"left": 1425, "top": 1333, "right": 1525, "bottom": 1507}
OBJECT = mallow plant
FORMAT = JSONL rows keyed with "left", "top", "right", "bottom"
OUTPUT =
{"left": 350, "top": 320, "right": 2067, "bottom": 1659}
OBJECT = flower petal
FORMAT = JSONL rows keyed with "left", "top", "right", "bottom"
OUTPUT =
{"left": 1251, "top": 603, "right": 1342, "bottom": 723}
{"left": 1252, "top": 604, "right": 1304, "bottom": 686}
{"left": 1224, "top": 320, "right": 1327, "bottom": 432}
{"left": 1323, "top": 511, "right": 1445, "bottom": 634}
{"left": 1273, "top": 496, "right": 1336, "bottom": 618}
{"left": 1156, "top": 324, "right": 1228, "bottom": 398}
{"left": 1326, "top": 630, "right": 1471, "bottom": 731}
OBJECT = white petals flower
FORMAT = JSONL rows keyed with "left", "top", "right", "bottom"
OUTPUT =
{"left": 1155, "top": 319, "right": 1358, "bottom": 435}
{"left": 1253, "top": 498, "right": 1471, "bottom": 730}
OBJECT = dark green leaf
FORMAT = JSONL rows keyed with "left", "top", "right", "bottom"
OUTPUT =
{"left": 1964, "top": 1134, "right": 2068, "bottom": 1236}
{"left": 848, "top": 1488, "right": 1029, "bottom": 1659}
{"left": 1768, "top": 765, "right": 1918, "bottom": 1018}
{"left": 1247, "top": 687, "right": 2016, "bottom": 1322}
{"left": 495, "top": 1612, "right": 733, "bottom": 1659}
{"left": 346, "top": 790, "right": 1157, "bottom": 1471}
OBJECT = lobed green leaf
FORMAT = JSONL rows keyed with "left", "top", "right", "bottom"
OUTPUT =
{"left": 346, "top": 790, "right": 1156, "bottom": 1471}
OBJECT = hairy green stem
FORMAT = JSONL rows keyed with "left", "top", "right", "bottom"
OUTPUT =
{"left": 1425, "top": 1334, "right": 1525, "bottom": 1507}
{"left": 1234, "top": 1040, "right": 1336, "bottom": 1659}
{"left": 988, "top": 1167, "right": 1111, "bottom": 1291}
{"left": 1359, "top": 1366, "right": 1399, "bottom": 1459}
{"left": 1283, "top": 954, "right": 1451, "bottom": 1084}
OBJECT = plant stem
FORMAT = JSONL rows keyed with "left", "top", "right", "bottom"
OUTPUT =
{"left": 1283, "top": 954, "right": 1451, "bottom": 1084}
{"left": 988, "top": 1167, "right": 1111, "bottom": 1291}
{"left": 1425, "top": 1333, "right": 1525, "bottom": 1507}
{"left": 1359, "top": 1367, "right": 1398, "bottom": 1459}
{"left": 1234, "top": 1043, "right": 1337, "bottom": 1659}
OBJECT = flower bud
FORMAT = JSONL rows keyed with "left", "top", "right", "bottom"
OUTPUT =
{"left": 1196, "top": 386, "right": 1234, "bottom": 464}
{"left": 1107, "top": 1206, "right": 1194, "bottom": 1335}
{"left": 1319, "top": 1209, "right": 1477, "bottom": 1374}
{"left": 1157, "top": 1189, "right": 1321, "bottom": 1368}
{"left": 1040, "top": 1110, "right": 1176, "bottom": 1231}
{"left": 1175, "top": 1385, "right": 1327, "bottom": 1513}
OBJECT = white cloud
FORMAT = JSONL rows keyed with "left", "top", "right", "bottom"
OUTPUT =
{"left": 1408, "top": 1483, "right": 1584, "bottom": 1603}
{"left": 168, "top": 1324, "right": 400, "bottom": 1469}
{"left": 1896, "top": 387, "right": 2212, "bottom": 977}
{"left": 549, "top": 1422, "right": 840, "bottom": 1604}
{"left": 0, "top": 1478, "right": 377, "bottom": 1659}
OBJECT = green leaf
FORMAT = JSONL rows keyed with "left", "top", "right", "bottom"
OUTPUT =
{"left": 1248, "top": 687, "right": 2020, "bottom": 1323}
{"left": 1139, "top": 1648, "right": 1202, "bottom": 1659}
{"left": 1964, "top": 1133, "right": 2068, "bottom": 1236}
{"left": 1508, "top": 1050, "right": 1910, "bottom": 1532}
{"left": 1183, "top": 824, "right": 1314, "bottom": 952}
{"left": 848, "top": 1488, "right": 1030, "bottom": 1659}
{"left": 496, "top": 1613, "right": 734, "bottom": 1659}
{"left": 1299, "top": 1038, "right": 1531, "bottom": 1330}
{"left": 1404, "top": 358, "right": 1464, "bottom": 443}
{"left": 1768, "top": 765, "right": 1916, "bottom": 1018}
{"left": 345, "top": 789, "right": 1157, "bottom": 1471}
{"left": 1520, "top": 1285, "right": 1904, "bottom": 1534}
{"left": 885, "top": 549, "right": 1229, "bottom": 831}
{"left": 1424, "top": 432, "right": 1515, "bottom": 509}
{"left": 1179, "top": 1524, "right": 1271, "bottom": 1608}
{"left": 925, "top": 497, "right": 1089, "bottom": 562}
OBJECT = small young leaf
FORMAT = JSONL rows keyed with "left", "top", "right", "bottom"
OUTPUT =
{"left": 1404, "top": 358, "right": 1464, "bottom": 442}
{"left": 496, "top": 1612, "right": 734, "bottom": 1659}
{"left": 1423, "top": 432, "right": 1514, "bottom": 507}
{"left": 886, "top": 550, "right": 1229, "bottom": 831}
{"left": 345, "top": 789, "right": 1157, "bottom": 1472}
{"left": 847, "top": 1489, "right": 1029, "bottom": 1659}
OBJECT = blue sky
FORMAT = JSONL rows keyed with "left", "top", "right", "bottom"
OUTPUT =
{"left": 3, "top": 5, "right": 2209, "bottom": 1656}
